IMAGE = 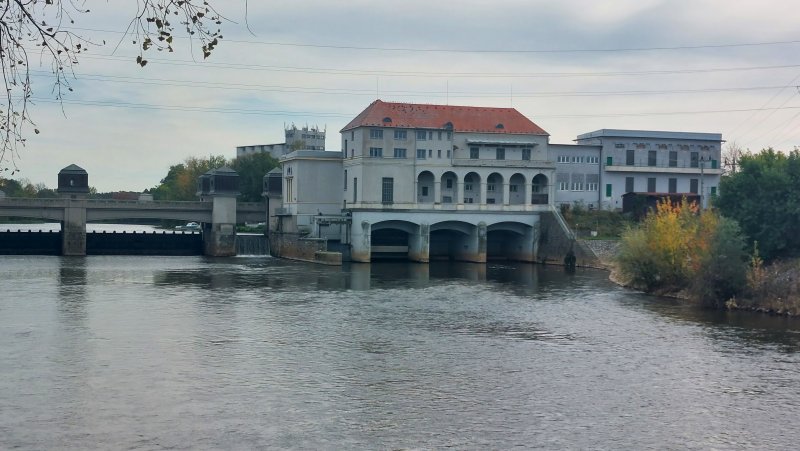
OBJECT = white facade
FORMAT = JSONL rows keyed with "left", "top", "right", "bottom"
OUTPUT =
{"left": 549, "top": 143, "right": 603, "bottom": 209}
{"left": 280, "top": 150, "right": 343, "bottom": 238}
{"left": 574, "top": 129, "right": 723, "bottom": 209}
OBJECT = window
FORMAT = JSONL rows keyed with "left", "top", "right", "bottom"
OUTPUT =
{"left": 438, "top": 131, "right": 442, "bottom": 140}
{"left": 353, "top": 178, "right": 357, "bottom": 203}
{"left": 344, "top": 170, "right": 347, "bottom": 190}
{"left": 428, "top": 131, "right": 433, "bottom": 140}
{"left": 447, "top": 132, "right": 452, "bottom": 140}
{"left": 382, "top": 178, "right": 394, "bottom": 204}
{"left": 487, "top": 198, "right": 496, "bottom": 204}
{"left": 572, "top": 182, "right": 583, "bottom": 191}
{"left": 605, "top": 184, "right": 612, "bottom": 197}
{"left": 370, "top": 129, "right": 383, "bottom": 139}
{"left": 416, "top": 130, "right": 427, "bottom": 140}
{"left": 465, "top": 183, "right": 473, "bottom": 191}
{"left": 446, "top": 179, "right": 453, "bottom": 189}
{"left": 669, "top": 151, "right": 678, "bottom": 168}
{"left": 470, "top": 147, "right": 479, "bottom": 159}
{"left": 421, "top": 186, "right": 429, "bottom": 196}
{"left": 417, "top": 149, "right": 426, "bottom": 159}
{"left": 626, "top": 149, "right": 635, "bottom": 166}
{"left": 587, "top": 183, "right": 598, "bottom": 191}
{"left": 690, "top": 152, "right": 699, "bottom": 168}
{"left": 625, "top": 177, "right": 634, "bottom": 193}
{"left": 522, "top": 148, "right": 531, "bottom": 160}
{"left": 464, "top": 197, "right": 474, "bottom": 204}
{"left": 443, "top": 196, "right": 453, "bottom": 203}
{"left": 510, "top": 185, "right": 518, "bottom": 192}
{"left": 446, "top": 149, "right": 451, "bottom": 158}
{"left": 615, "top": 143, "right": 625, "bottom": 149}
{"left": 394, "top": 130, "right": 407, "bottom": 140}
{"left": 647, "top": 177, "right": 656, "bottom": 192}
{"left": 690, "top": 179, "right": 699, "bottom": 194}
{"left": 369, "top": 147, "right": 383, "bottom": 158}
{"left": 393, "top": 148, "right": 407, "bottom": 159}
{"left": 668, "top": 178, "right": 677, "bottom": 193}
{"left": 428, "top": 149, "right": 433, "bottom": 158}
{"left": 558, "top": 155, "right": 569, "bottom": 163}
{"left": 710, "top": 186, "right": 717, "bottom": 197}
{"left": 496, "top": 148, "right": 505, "bottom": 160}
{"left": 437, "top": 149, "right": 441, "bottom": 158}
{"left": 559, "top": 182, "right": 569, "bottom": 190}
{"left": 648, "top": 150, "right": 657, "bottom": 166}
{"left": 586, "top": 156, "right": 599, "bottom": 164}
{"left": 487, "top": 184, "right": 496, "bottom": 192}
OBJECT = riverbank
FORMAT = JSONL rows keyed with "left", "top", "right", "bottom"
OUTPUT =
{"left": 584, "top": 238, "right": 800, "bottom": 317}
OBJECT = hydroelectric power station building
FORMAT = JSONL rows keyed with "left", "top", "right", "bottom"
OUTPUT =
{"left": 264, "top": 100, "right": 722, "bottom": 265}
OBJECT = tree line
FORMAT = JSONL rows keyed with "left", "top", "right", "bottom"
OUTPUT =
{"left": 616, "top": 147, "right": 800, "bottom": 315}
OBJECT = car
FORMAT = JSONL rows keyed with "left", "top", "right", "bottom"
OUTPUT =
{"left": 175, "top": 222, "right": 200, "bottom": 231}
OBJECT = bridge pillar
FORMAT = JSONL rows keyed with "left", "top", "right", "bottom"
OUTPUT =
{"left": 57, "top": 164, "right": 90, "bottom": 256}
{"left": 454, "top": 222, "right": 487, "bottom": 263}
{"left": 408, "top": 223, "right": 430, "bottom": 263}
{"left": 198, "top": 167, "right": 239, "bottom": 257}
{"left": 61, "top": 199, "right": 87, "bottom": 256}
{"left": 350, "top": 221, "right": 371, "bottom": 263}
{"left": 204, "top": 196, "right": 237, "bottom": 256}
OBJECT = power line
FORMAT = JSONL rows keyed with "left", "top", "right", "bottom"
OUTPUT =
{"left": 28, "top": 70, "right": 793, "bottom": 99}
{"left": 74, "top": 54, "right": 800, "bottom": 79}
{"left": 64, "top": 26, "right": 800, "bottom": 54}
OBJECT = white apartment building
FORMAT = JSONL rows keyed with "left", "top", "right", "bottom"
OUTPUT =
{"left": 576, "top": 129, "right": 723, "bottom": 209}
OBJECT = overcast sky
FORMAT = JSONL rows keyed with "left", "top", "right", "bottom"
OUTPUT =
{"left": 7, "top": 0, "right": 800, "bottom": 192}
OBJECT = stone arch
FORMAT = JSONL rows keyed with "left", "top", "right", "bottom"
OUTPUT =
{"left": 486, "top": 172, "right": 504, "bottom": 205}
{"left": 532, "top": 173, "right": 549, "bottom": 205}
{"left": 463, "top": 172, "right": 481, "bottom": 204}
{"left": 370, "top": 220, "right": 417, "bottom": 260}
{"left": 417, "top": 171, "right": 435, "bottom": 203}
{"left": 509, "top": 173, "right": 526, "bottom": 205}
{"left": 430, "top": 220, "right": 480, "bottom": 261}
{"left": 440, "top": 171, "right": 458, "bottom": 204}
{"left": 487, "top": 221, "right": 534, "bottom": 261}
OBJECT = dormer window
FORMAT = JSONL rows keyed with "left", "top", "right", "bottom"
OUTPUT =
{"left": 382, "top": 117, "right": 392, "bottom": 124}
{"left": 495, "top": 123, "right": 504, "bottom": 129}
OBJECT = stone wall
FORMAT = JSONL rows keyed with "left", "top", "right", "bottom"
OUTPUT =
{"left": 537, "top": 211, "right": 602, "bottom": 268}
{"left": 269, "top": 231, "right": 343, "bottom": 265}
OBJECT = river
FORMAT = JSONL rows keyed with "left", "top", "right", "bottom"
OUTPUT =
{"left": 1, "top": 255, "right": 799, "bottom": 449}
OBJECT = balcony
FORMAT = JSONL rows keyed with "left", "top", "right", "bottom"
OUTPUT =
{"left": 452, "top": 159, "right": 555, "bottom": 169}
{"left": 605, "top": 161, "right": 722, "bottom": 175}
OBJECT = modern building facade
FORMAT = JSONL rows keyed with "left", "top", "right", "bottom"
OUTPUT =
{"left": 575, "top": 129, "right": 723, "bottom": 209}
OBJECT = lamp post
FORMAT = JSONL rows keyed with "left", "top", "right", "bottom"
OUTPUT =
{"left": 699, "top": 155, "right": 710, "bottom": 209}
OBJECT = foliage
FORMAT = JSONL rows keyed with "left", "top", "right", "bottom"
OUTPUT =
{"left": 715, "top": 148, "right": 800, "bottom": 261}
{"left": 616, "top": 198, "right": 748, "bottom": 306}
{"left": 151, "top": 153, "right": 278, "bottom": 202}
{"left": 230, "top": 152, "right": 279, "bottom": 202}
{"left": 0, "top": 1, "right": 223, "bottom": 171}
{"left": 151, "top": 155, "right": 227, "bottom": 201}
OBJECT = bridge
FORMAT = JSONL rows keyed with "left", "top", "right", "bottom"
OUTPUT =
{"left": 0, "top": 165, "right": 267, "bottom": 256}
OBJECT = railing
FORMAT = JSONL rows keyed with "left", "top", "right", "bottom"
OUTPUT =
{"left": 452, "top": 159, "right": 555, "bottom": 169}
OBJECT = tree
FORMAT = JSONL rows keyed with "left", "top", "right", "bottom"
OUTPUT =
{"left": 722, "top": 141, "right": 747, "bottom": 176}
{"left": 231, "top": 152, "right": 278, "bottom": 202}
{"left": 0, "top": 1, "right": 224, "bottom": 171}
{"left": 716, "top": 148, "right": 800, "bottom": 261}
{"left": 151, "top": 154, "right": 226, "bottom": 201}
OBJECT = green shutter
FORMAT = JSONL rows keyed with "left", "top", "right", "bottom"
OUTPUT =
{"left": 711, "top": 159, "right": 718, "bottom": 169}
{"left": 710, "top": 186, "right": 717, "bottom": 196}
{"left": 606, "top": 156, "right": 613, "bottom": 166}
{"left": 605, "top": 184, "right": 612, "bottom": 197}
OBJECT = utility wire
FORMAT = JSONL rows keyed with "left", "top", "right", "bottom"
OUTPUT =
{"left": 64, "top": 26, "right": 800, "bottom": 54}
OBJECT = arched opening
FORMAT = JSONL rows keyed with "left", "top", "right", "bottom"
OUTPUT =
{"left": 417, "top": 171, "right": 435, "bottom": 204}
{"left": 440, "top": 171, "right": 457, "bottom": 204}
{"left": 463, "top": 172, "right": 481, "bottom": 205}
{"left": 509, "top": 173, "right": 526, "bottom": 205}
{"left": 370, "top": 220, "right": 417, "bottom": 261}
{"left": 430, "top": 221, "right": 475, "bottom": 261}
{"left": 487, "top": 222, "right": 533, "bottom": 261}
{"left": 486, "top": 172, "right": 503, "bottom": 205}
{"left": 532, "top": 174, "right": 549, "bottom": 205}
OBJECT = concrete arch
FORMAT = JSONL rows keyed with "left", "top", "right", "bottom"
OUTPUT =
{"left": 532, "top": 173, "right": 549, "bottom": 205}
{"left": 509, "top": 173, "right": 526, "bottom": 205}
{"left": 487, "top": 221, "right": 536, "bottom": 262}
{"left": 487, "top": 172, "right": 504, "bottom": 205}
{"left": 371, "top": 219, "right": 418, "bottom": 234}
{"left": 417, "top": 171, "right": 435, "bottom": 203}
{"left": 430, "top": 220, "right": 474, "bottom": 235}
{"left": 440, "top": 171, "right": 457, "bottom": 204}
{"left": 487, "top": 221, "right": 531, "bottom": 235}
{"left": 463, "top": 171, "right": 481, "bottom": 204}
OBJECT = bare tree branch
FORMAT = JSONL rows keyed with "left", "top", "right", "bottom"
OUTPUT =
{"left": 0, "top": 0, "right": 224, "bottom": 173}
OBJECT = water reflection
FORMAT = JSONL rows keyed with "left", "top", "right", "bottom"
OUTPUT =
{"left": 58, "top": 257, "right": 87, "bottom": 320}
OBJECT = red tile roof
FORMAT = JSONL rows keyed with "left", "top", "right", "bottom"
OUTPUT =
{"left": 341, "top": 100, "right": 549, "bottom": 135}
